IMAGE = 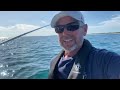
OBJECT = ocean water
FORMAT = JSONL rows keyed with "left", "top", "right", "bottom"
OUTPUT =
{"left": 0, "top": 34, "right": 120, "bottom": 79}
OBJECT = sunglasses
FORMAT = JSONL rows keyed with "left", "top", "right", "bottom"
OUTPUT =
{"left": 55, "top": 22, "right": 81, "bottom": 33}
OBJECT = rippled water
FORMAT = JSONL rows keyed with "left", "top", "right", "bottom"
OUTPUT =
{"left": 0, "top": 34, "right": 120, "bottom": 79}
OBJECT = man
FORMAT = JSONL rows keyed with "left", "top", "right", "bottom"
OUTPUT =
{"left": 48, "top": 11, "right": 120, "bottom": 79}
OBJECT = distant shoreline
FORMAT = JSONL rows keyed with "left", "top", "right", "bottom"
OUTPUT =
{"left": 91, "top": 32, "right": 120, "bottom": 34}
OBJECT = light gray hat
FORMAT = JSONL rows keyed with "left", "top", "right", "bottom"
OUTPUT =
{"left": 51, "top": 11, "right": 85, "bottom": 28}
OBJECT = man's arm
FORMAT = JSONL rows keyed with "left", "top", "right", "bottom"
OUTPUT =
{"left": 105, "top": 52, "right": 120, "bottom": 79}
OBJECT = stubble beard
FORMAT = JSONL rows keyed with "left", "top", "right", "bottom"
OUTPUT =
{"left": 61, "top": 43, "right": 78, "bottom": 53}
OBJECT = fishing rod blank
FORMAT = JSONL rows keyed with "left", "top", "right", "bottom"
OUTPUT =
{"left": 0, "top": 24, "right": 50, "bottom": 45}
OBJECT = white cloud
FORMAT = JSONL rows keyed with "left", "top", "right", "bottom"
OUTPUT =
{"left": 1, "top": 14, "right": 120, "bottom": 37}
{"left": 0, "top": 24, "right": 38, "bottom": 31}
{"left": 0, "top": 26, "right": 7, "bottom": 30}
{"left": 0, "top": 24, "right": 56, "bottom": 37}
{"left": 28, "top": 28, "right": 57, "bottom": 36}
{"left": 88, "top": 15, "right": 120, "bottom": 34}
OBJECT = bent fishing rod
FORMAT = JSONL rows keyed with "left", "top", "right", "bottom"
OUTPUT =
{"left": 0, "top": 24, "right": 50, "bottom": 46}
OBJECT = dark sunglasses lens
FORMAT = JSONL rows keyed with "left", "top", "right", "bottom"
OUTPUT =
{"left": 67, "top": 24, "right": 79, "bottom": 31}
{"left": 55, "top": 26, "right": 64, "bottom": 33}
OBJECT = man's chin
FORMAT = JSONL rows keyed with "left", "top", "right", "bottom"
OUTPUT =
{"left": 63, "top": 45, "right": 77, "bottom": 52}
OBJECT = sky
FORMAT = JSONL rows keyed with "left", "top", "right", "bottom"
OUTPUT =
{"left": 0, "top": 11, "right": 120, "bottom": 38}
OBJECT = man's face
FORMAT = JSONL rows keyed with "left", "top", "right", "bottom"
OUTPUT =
{"left": 55, "top": 16, "right": 87, "bottom": 52}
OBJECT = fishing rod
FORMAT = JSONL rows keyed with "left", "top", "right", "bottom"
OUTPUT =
{"left": 0, "top": 24, "right": 50, "bottom": 45}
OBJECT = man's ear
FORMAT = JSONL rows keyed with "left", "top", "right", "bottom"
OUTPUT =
{"left": 83, "top": 24, "right": 88, "bottom": 36}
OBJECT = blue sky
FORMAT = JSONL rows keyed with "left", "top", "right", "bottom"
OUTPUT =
{"left": 0, "top": 11, "right": 120, "bottom": 38}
